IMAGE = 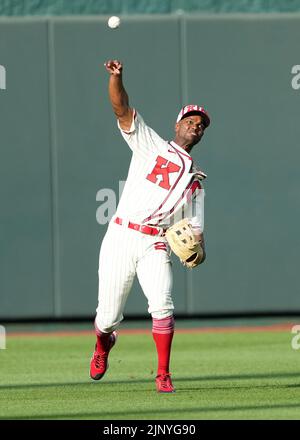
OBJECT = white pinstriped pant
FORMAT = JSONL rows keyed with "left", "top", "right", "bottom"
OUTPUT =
{"left": 95, "top": 221, "right": 174, "bottom": 333}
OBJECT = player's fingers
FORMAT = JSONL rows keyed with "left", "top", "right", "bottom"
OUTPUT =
{"left": 104, "top": 60, "right": 114, "bottom": 68}
{"left": 104, "top": 64, "right": 115, "bottom": 74}
{"left": 113, "top": 60, "right": 122, "bottom": 68}
{"left": 104, "top": 60, "right": 121, "bottom": 75}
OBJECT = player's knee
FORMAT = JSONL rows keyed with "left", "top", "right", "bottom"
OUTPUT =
{"left": 95, "top": 315, "right": 120, "bottom": 334}
{"left": 151, "top": 309, "right": 174, "bottom": 320}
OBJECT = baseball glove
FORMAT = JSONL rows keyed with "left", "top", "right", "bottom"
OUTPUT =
{"left": 165, "top": 219, "right": 205, "bottom": 269}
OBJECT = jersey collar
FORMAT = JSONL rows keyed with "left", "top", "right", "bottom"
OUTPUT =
{"left": 169, "top": 141, "right": 192, "bottom": 159}
{"left": 168, "top": 141, "right": 207, "bottom": 179}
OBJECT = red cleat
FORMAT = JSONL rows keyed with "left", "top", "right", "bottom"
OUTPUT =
{"left": 155, "top": 373, "right": 176, "bottom": 393}
{"left": 90, "top": 331, "right": 117, "bottom": 380}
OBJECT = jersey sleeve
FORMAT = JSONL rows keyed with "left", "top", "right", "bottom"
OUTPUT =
{"left": 189, "top": 188, "right": 205, "bottom": 234}
{"left": 117, "top": 110, "right": 163, "bottom": 155}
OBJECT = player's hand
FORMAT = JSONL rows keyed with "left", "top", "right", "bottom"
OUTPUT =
{"left": 104, "top": 60, "right": 123, "bottom": 75}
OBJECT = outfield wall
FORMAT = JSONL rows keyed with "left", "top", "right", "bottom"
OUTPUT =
{"left": 0, "top": 15, "right": 300, "bottom": 319}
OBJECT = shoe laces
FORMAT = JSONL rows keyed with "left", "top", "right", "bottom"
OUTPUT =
{"left": 94, "top": 352, "right": 107, "bottom": 369}
{"left": 157, "top": 373, "right": 172, "bottom": 389}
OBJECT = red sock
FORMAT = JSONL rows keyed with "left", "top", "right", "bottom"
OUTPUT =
{"left": 94, "top": 320, "right": 112, "bottom": 354}
{"left": 152, "top": 315, "right": 175, "bottom": 376}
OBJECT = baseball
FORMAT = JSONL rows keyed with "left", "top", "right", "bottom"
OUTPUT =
{"left": 108, "top": 16, "right": 121, "bottom": 29}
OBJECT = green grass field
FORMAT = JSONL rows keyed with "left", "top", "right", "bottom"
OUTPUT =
{"left": 0, "top": 324, "right": 300, "bottom": 420}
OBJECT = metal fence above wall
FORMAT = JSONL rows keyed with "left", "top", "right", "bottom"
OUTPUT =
{"left": 2, "top": 0, "right": 300, "bottom": 16}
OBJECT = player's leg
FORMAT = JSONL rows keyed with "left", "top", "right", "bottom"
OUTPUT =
{"left": 91, "top": 224, "right": 136, "bottom": 380}
{"left": 136, "top": 241, "right": 175, "bottom": 392}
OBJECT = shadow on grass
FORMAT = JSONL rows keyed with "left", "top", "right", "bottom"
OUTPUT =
{"left": 1, "top": 371, "right": 300, "bottom": 391}
{"left": 2, "top": 402, "right": 300, "bottom": 420}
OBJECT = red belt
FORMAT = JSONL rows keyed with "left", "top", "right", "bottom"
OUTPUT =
{"left": 114, "top": 217, "right": 165, "bottom": 236}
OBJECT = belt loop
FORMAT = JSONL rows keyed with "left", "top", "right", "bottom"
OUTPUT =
{"left": 158, "top": 228, "right": 166, "bottom": 237}
{"left": 123, "top": 218, "right": 129, "bottom": 228}
{"left": 114, "top": 217, "right": 129, "bottom": 228}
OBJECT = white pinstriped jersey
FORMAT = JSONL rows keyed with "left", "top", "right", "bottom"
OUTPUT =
{"left": 114, "top": 110, "right": 206, "bottom": 233}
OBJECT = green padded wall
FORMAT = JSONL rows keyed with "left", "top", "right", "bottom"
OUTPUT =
{"left": 50, "top": 17, "right": 186, "bottom": 317}
{"left": 0, "top": 14, "right": 299, "bottom": 319}
{"left": 0, "top": 20, "right": 54, "bottom": 318}
{"left": 185, "top": 15, "right": 300, "bottom": 312}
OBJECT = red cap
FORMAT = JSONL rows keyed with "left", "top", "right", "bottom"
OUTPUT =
{"left": 176, "top": 104, "right": 210, "bottom": 128}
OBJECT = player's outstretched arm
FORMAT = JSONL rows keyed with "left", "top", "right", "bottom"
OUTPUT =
{"left": 104, "top": 60, "right": 133, "bottom": 131}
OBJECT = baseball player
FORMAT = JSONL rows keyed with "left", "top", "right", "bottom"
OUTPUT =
{"left": 90, "top": 60, "right": 210, "bottom": 393}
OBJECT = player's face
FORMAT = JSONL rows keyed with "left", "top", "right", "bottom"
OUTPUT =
{"left": 176, "top": 115, "right": 205, "bottom": 146}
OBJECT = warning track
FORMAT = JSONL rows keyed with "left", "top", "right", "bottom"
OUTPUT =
{"left": 6, "top": 322, "right": 294, "bottom": 338}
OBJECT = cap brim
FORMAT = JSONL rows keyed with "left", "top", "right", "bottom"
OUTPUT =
{"left": 180, "top": 110, "right": 210, "bottom": 128}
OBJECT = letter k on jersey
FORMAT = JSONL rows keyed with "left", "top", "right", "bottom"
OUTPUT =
{"left": 146, "top": 156, "right": 181, "bottom": 190}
